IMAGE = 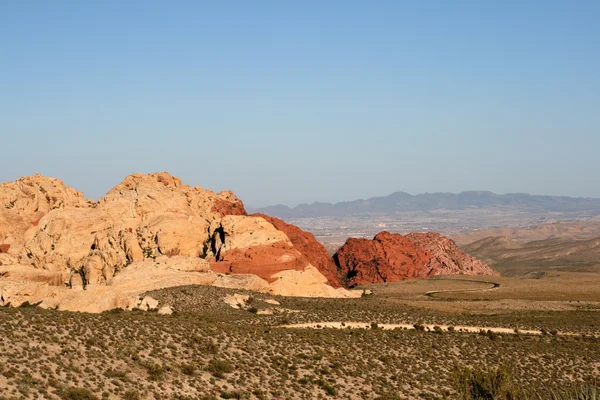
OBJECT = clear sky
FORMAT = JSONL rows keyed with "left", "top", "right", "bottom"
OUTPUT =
{"left": 1, "top": 1, "right": 599, "bottom": 207}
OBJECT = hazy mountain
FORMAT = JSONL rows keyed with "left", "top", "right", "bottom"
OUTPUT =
{"left": 252, "top": 191, "right": 600, "bottom": 219}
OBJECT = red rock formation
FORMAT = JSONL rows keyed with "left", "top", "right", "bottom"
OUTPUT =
{"left": 0, "top": 244, "right": 10, "bottom": 253}
{"left": 334, "top": 231, "right": 497, "bottom": 287}
{"left": 211, "top": 242, "right": 307, "bottom": 283}
{"left": 333, "top": 232, "right": 432, "bottom": 287}
{"left": 252, "top": 213, "right": 342, "bottom": 287}
{"left": 212, "top": 198, "right": 247, "bottom": 217}
{"left": 406, "top": 232, "right": 499, "bottom": 276}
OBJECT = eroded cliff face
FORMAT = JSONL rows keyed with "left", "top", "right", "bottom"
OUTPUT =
{"left": 334, "top": 231, "right": 498, "bottom": 287}
{"left": 0, "top": 173, "right": 359, "bottom": 312}
{"left": 13, "top": 172, "right": 245, "bottom": 286}
{"left": 251, "top": 213, "right": 342, "bottom": 287}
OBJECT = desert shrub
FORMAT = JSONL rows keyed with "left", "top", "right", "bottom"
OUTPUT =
{"left": 376, "top": 392, "right": 403, "bottom": 400}
{"left": 190, "top": 335, "right": 219, "bottom": 353}
{"left": 143, "top": 363, "right": 165, "bottom": 381}
{"left": 316, "top": 379, "right": 337, "bottom": 396}
{"left": 19, "top": 301, "right": 41, "bottom": 308}
{"left": 252, "top": 389, "right": 267, "bottom": 400}
{"left": 180, "top": 363, "right": 196, "bottom": 376}
{"left": 58, "top": 387, "right": 99, "bottom": 400}
{"left": 103, "top": 368, "right": 127, "bottom": 379}
{"left": 219, "top": 391, "right": 243, "bottom": 399}
{"left": 535, "top": 383, "right": 600, "bottom": 400}
{"left": 452, "top": 364, "right": 520, "bottom": 400}
{"left": 123, "top": 390, "right": 140, "bottom": 400}
{"left": 248, "top": 307, "right": 258, "bottom": 314}
{"left": 207, "top": 358, "right": 234, "bottom": 378}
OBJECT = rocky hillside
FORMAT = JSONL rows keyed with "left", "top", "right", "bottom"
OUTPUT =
{"left": 0, "top": 173, "right": 357, "bottom": 312}
{"left": 0, "top": 173, "right": 496, "bottom": 312}
{"left": 334, "top": 231, "right": 498, "bottom": 287}
{"left": 452, "top": 218, "right": 600, "bottom": 246}
{"left": 463, "top": 235, "right": 600, "bottom": 276}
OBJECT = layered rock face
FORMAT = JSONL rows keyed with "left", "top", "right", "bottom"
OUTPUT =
{"left": 252, "top": 213, "right": 342, "bottom": 287}
{"left": 0, "top": 173, "right": 359, "bottom": 312}
{"left": 334, "top": 231, "right": 498, "bottom": 287}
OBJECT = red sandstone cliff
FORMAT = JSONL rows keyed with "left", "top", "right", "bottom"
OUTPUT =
{"left": 334, "top": 231, "right": 498, "bottom": 287}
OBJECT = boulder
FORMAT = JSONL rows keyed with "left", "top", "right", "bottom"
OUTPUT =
{"left": 158, "top": 305, "right": 173, "bottom": 315}
{"left": 139, "top": 296, "right": 159, "bottom": 311}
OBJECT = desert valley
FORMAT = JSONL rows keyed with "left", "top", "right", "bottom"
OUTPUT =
{"left": 0, "top": 173, "right": 598, "bottom": 400}
{"left": 3, "top": 2, "right": 599, "bottom": 398}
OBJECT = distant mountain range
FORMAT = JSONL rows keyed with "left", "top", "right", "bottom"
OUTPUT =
{"left": 252, "top": 191, "right": 600, "bottom": 219}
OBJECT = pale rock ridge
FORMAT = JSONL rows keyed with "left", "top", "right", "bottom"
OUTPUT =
{"left": 18, "top": 172, "right": 246, "bottom": 287}
{"left": 210, "top": 215, "right": 292, "bottom": 257}
{"left": 0, "top": 172, "right": 359, "bottom": 312}
{"left": 0, "top": 174, "right": 92, "bottom": 257}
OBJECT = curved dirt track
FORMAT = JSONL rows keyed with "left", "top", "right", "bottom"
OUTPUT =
{"left": 277, "top": 321, "right": 581, "bottom": 337}
{"left": 277, "top": 278, "right": 600, "bottom": 337}
{"left": 423, "top": 278, "right": 501, "bottom": 299}
{"left": 277, "top": 279, "right": 588, "bottom": 337}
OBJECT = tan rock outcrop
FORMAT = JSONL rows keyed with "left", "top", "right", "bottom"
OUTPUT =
{"left": 211, "top": 215, "right": 291, "bottom": 255}
{"left": 0, "top": 175, "right": 91, "bottom": 256}
{"left": 158, "top": 305, "right": 173, "bottom": 315}
{"left": 0, "top": 172, "right": 360, "bottom": 312}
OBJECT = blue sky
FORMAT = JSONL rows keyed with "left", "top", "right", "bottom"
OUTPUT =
{"left": 1, "top": 1, "right": 599, "bottom": 207}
